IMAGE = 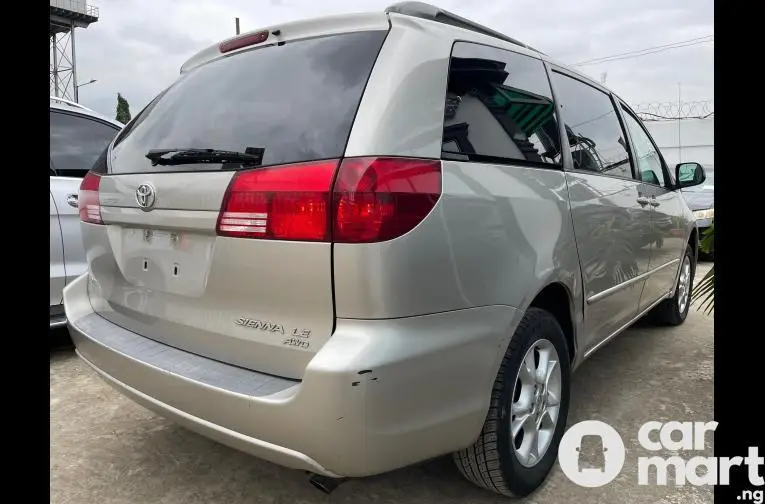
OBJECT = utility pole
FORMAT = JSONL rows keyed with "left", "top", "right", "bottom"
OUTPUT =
{"left": 677, "top": 82, "right": 682, "bottom": 163}
{"left": 235, "top": 17, "right": 240, "bottom": 35}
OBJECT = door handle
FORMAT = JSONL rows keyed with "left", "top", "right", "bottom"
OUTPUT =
{"left": 649, "top": 197, "right": 660, "bottom": 207}
{"left": 66, "top": 194, "right": 78, "bottom": 208}
{"left": 637, "top": 196, "right": 650, "bottom": 206}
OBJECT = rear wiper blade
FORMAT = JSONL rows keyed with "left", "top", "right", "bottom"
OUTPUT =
{"left": 146, "top": 147, "right": 265, "bottom": 166}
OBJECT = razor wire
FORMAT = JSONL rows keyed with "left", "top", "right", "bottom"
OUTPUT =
{"left": 633, "top": 101, "right": 714, "bottom": 121}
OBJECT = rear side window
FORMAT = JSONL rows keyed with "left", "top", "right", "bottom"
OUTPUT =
{"left": 550, "top": 72, "right": 632, "bottom": 180}
{"left": 50, "top": 110, "right": 120, "bottom": 177}
{"left": 109, "top": 30, "right": 388, "bottom": 174}
{"left": 442, "top": 42, "right": 562, "bottom": 167}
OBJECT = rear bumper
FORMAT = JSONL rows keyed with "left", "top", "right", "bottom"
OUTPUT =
{"left": 64, "top": 273, "right": 520, "bottom": 477}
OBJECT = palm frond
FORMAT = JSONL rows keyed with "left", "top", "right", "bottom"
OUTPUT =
{"left": 693, "top": 265, "right": 714, "bottom": 315}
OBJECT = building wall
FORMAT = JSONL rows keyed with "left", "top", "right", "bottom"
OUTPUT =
{"left": 644, "top": 117, "right": 714, "bottom": 167}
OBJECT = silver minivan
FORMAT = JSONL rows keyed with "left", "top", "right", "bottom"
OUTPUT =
{"left": 63, "top": 2, "right": 707, "bottom": 497}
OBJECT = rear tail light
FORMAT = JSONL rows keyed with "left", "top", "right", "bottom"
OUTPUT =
{"left": 216, "top": 157, "right": 442, "bottom": 243}
{"left": 217, "top": 160, "right": 338, "bottom": 241}
{"left": 333, "top": 157, "right": 442, "bottom": 243}
{"left": 79, "top": 171, "right": 103, "bottom": 224}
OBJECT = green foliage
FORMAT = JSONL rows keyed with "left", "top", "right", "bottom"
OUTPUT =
{"left": 115, "top": 93, "right": 132, "bottom": 125}
{"left": 692, "top": 220, "right": 714, "bottom": 315}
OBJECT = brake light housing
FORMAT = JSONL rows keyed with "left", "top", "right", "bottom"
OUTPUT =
{"left": 333, "top": 157, "right": 442, "bottom": 243}
{"left": 79, "top": 171, "right": 103, "bottom": 224}
{"left": 219, "top": 31, "right": 270, "bottom": 53}
{"left": 216, "top": 157, "right": 442, "bottom": 243}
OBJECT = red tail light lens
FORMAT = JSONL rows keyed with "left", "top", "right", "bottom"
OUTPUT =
{"left": 79, "top": 171, "right": 103, "bottom": 224}
{"left": 217, "top": 160, "right": 338, "bottom": 241}
{"left": 333, "top": 157, "right": 442, "bottom": 243}
{"left": 216, "top": 157, "right": 442, "bottom": 243}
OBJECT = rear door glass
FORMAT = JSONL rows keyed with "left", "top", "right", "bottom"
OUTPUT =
{"left": 50, "top": 110, "right": 121, "bottom": 177}
{"left": 109, "top": 30, "right": 388, "bottom": 174}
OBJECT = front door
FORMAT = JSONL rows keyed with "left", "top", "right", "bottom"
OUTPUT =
{"left": 550, "top": 69, "right": 652, "bottom": 354}
{"left": 50, "top": 190, "right": 66, "bottom": 307}
{"left": 618, "top": 105, "right": 686, "bottom": 310}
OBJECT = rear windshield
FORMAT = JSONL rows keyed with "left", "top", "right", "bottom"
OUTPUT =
{"left": 109, "top": 30, "right": 387, "bottom": 174}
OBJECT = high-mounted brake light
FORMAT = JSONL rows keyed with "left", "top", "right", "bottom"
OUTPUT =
{"left": 219, "top": 31, "right": 270, "bottom": 53}
{"left": 216, "top": 157, "right": 442, "bottom": 243}
{"left": 79, "top": 171, "right": 103, "bottom": 224}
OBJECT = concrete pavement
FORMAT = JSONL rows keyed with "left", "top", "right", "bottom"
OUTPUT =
{"left": 50, "top": 262, "right": 714, "bottom": 504}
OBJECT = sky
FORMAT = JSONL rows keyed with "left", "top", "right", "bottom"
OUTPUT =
{"left": 69, "top": 0, "right": 714, "bottom": 119}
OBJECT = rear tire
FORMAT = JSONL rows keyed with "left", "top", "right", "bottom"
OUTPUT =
{"left": 650, "top": 243, "right": 695, "bottom": 326}
{"left": 453, "top": 307, "right": 571, "bottom": 497}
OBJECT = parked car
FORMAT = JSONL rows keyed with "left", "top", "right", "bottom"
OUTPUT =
{"left": 680, "top": 163, "right": 713, "bottom": 259}
{"left": 63, "top": 2, "right": 707, "bottom": 498}
{"left": 50, "top": 97, "right": 122, "bottom": 328}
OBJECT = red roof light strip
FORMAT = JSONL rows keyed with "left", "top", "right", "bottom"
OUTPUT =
{"left": 219, "top": 31, "right": 270, "bottom": 53}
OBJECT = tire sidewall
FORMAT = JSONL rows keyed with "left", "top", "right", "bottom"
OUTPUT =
{"left": 496, "top": 309, "right": 572, "bottom": 496}
{"left": 674, "top": 244, "right": 695, "bottom": 322}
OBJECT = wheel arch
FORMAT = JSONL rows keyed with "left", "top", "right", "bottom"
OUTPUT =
{"left": 528, "top": 282, "right": 577, "bottom": 364}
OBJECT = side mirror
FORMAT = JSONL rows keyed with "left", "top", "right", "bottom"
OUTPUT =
{"left": 675, "top": 162, "right": 706, "bottom": 189}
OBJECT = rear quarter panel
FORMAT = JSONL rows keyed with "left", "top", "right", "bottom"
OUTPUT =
{"left": 338, "top": 14, "right": 583, "bottom": 334}
{"left": 333, "top": 162, "right": 582, "bottom": 321}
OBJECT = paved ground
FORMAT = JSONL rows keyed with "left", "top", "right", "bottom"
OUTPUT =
{"left": 50, "top": 262, "right": 713, "bottom": 504}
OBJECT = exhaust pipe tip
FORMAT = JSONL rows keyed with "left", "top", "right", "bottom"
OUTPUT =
{"left": 308, "top": 474, "right": 345, "bottom": 494}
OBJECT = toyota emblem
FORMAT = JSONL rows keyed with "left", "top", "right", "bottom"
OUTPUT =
{"left": 135, "top": 183, "right": 156, "bottom": 210}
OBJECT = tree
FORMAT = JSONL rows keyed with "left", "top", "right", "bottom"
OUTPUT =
{"left": 115, "top": 93, "right": 132, "bottom": 125}
{"left": 692, "top": 220, "right": 714, "bottom": 315}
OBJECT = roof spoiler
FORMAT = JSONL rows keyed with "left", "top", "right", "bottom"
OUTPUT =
{"left": 384, "top": 1, "right": 544, "bottom": 54}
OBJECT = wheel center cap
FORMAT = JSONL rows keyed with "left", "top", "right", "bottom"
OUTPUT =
{"left": 533, "top": 388, "right": 545, "bottom": 417}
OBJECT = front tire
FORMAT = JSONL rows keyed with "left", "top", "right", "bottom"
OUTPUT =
{"left": 453, "top": 307, "right": 571, "bottom": 497}
{"left": 650, "top": 243, "right": 695, "bottom": 326}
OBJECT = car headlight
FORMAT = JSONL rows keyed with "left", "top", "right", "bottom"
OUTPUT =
{"left": 693, "top": 208, "right": 714, "bottom": 220}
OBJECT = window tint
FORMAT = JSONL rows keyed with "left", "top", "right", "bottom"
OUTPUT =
{"left": 442, "top": 43, "right": 562, "bottom": 166}
{"left": 50, "top": 111, "right": 120, "bottom": 177}
{"left": 109, "top": 31, "right": 387, "bottom": 174}
{"left": 551, "top": 72, "right": 632, "bottom": 179}
{"left": 620, "top": 106, "right": 666, "bottom": 187}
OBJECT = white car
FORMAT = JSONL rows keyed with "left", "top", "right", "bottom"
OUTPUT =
{"left": 50, "top": 97, "right": 122, "bottom": 328}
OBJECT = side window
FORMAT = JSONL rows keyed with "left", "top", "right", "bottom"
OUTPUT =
{"left": 442, "top": 42, "right": 562, "bottom": 166}
{"left": 50, "top": 110, "right": 120, "bottom": 177}
{"left": 619, "top": 106, "right": 667, "bottom": 187}
{"left": 550, "top": 72, "right": 632, "bottom": 180}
